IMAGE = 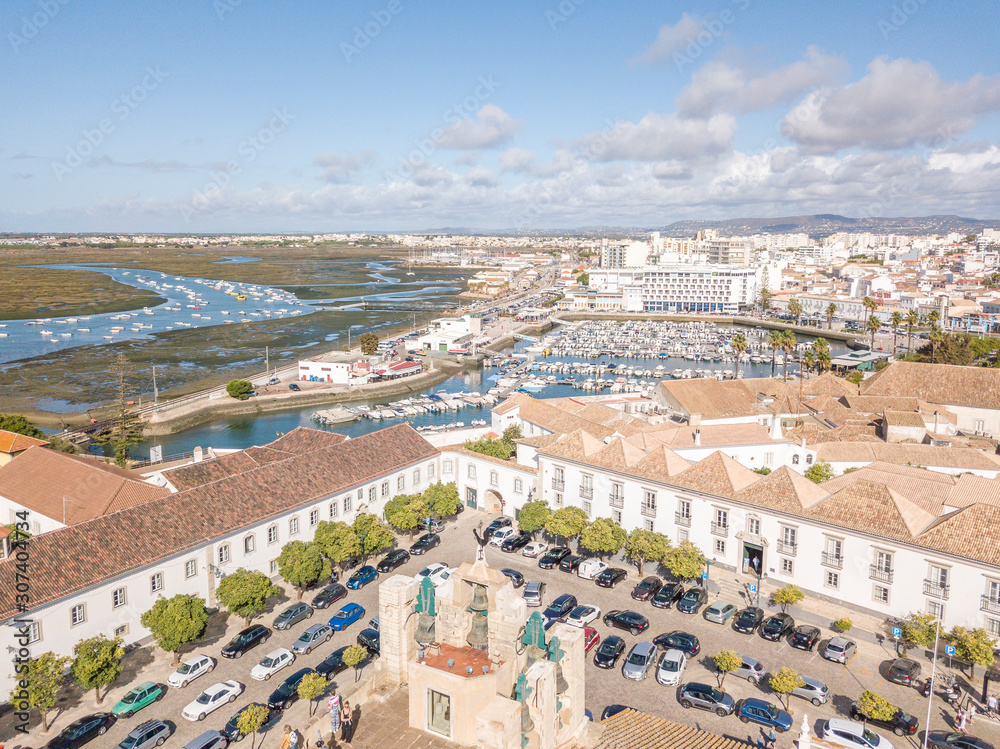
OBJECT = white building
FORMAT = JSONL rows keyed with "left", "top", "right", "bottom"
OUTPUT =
{"left": 639, "top": 264, "right": 758, "bottom": 313}
{"left": 298, "top": 358, "right": 351, "bottom": 384}
{"left": 602, "top": 241, "right": 649, "bottom": 269}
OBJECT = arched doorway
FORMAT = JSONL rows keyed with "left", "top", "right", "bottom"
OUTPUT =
{"left": 483, "top": 489, "right": 503, "bottom": 513}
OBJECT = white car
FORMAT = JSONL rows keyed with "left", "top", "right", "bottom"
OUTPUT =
{"left": 821, "top": 719, "right": 893, "bottom": 749}
{"left": 181, "top": 680, "right": 243, "bottom": 722}
{"left": 577, "top": 559, "right": 609, "bottom": 580}
{"left": 522, "top": 541, "right": 548, "bottom": 558}
{"left": 415, "top": 563, "right": 453, "bottom": 588}
{"left": 655, "top": 649, "right": 687, "bottom": 686}
{"left": 250, "top": 648, "right": 294, "bottom": 681}
{"left": 490, "top": 527, "right": 516, "bottom": 546}
{"left": 566, "top": 604, "right": 601, "bottom": 627}
{"left": 167, "top": 654, "right": 214, "bottom": 688}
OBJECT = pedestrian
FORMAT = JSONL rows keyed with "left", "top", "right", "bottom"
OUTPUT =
{"left": 988, "top": 693, "right": 998, "bottom": 716}
{"left": 341, "top": 698, "right": 354, "bottom": 744}
{"left": 289, "top": 728, "right": 300, "bottom": 749}
{"left": 280, "top": 726, "right": 293, "bottom": 749}
{"left": 958, "top": 709, "right": 968, "bottom": 733}
{"left": 767, "top": 728, "right": 777, "bottom": 749}
{"left": 328, "top": 693, "right": 342, "bottom": 744}
{"left": 756, "top": 736, "right": 765, "bottom": 749}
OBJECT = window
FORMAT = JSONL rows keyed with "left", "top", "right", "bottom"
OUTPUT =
{"left": 764, "top": 452, "right": 774, "bottom": 467}
{"left": 344, "top": 495, "right": 352, "bottom": 513}
{"left": 986, "top": 579, "right": 1000, "bottom": 607}
{"left": 369, "top": 486, "right": 376, "bottom": 503}
{"left": 927, "top": 600, "right": 945, "bottom": 619}
{"left": 267, "top": 525, "right": 278, "bottom": 544}
{"left": 413, "top": 469, "right": 421, "bottom": 485}
{"left": 310, "top": 508, "right": 320, "bottom": 527}
{"left": 185, "top": 559, "right": 197, "bottom": 578}
{"left": 397, "top": 475, "right": 405, "bottom": 491}
{"left": 244, "top": 534, "right": 255, "bottom": 554}
{"left": 112, "top": 588, "right": 127, "bottom": 608}
{"left": 382, "top": 481, "right": 390, "bottom": 497}
{"left": 71, "top": 604, "right": 86, "bottom": 626}
{"left": 219, "top": 544, "right": 231, "bottom": 564}
{"left": 987, "top": 618, "right": 1000, "bottom": 638}
{"left": 581, "top": 474, "right": 593, "bottom": 499}
{"left": 357, "top": 488, "right": 363, "bottom": 501}
{"left": 747, "top": 516, "right": 761, "bottom": 536}
{"left": 490, "top": 470, "right": 499, "bottom": 487}
{"left": 928, "top": 564, "right": 949, "bottom": 588}
{"left": 676, "top": 498, "right": 691, "bottom": 524}
{"left": 289, "top": 517, "right": 299, "bottom": 535}
{"left": 583, "top": 501, "right": 592, "bottom": 515}
{"left": 714, "top": 539, "right": 726, "bottom": 555}
{"left": 792, "top": 454, "right": 800, "bottom": 465}
{"left": 824, "top": 570, "right": 839, "bottom": 589}
{"left": 555, "top": 492, "right": 563, "bottom": 507}
{"left": 678, "top": 529, "right": 689, "bottom": 543}
{"left": 610, "top": 482, "right": 624, "bottom": 506}
{"left": 781, "top": 558, "right": 794, "bottom": 575}
{"left": 428, "top": 463, "right": 435, "bottom": 479}
{"left": 642, "top": 489, "right": 657, "bottom": 513}
{"left": 514, "top": 477, "right": 523, "bottom": 494}
{"left": 805, "top": 455, "right": 813, "bottom": 464}
{"left": 25, "top": 621, "right": 41, "bottom": 644}
{"left": 823, "top": 537, "right": 843, "bottom": 567}
{"left": 444, "top": 459, "right": 453, "bottom": 474}
{"left": 330, "top": 501, "right": 339, "bottom": 519}
{"left": 467, "top": 464, "right": 476, "bottom": 479}
{"left": 612, "top": 509, "right": 622, "bottom": 524}
{"left": 643, "top": 519, "right": 654, "bottom": 532}
{"left": 427, "top": 688, "right": 452, "bottom": 737}
{"left": 873, "top": 585, "right": 890, "bottom": 605}
{"left": 114, "top": 624, "right": 129, "bottom": 638}
{"left": 150, "top": 572, "right": 163, "bottom": 593}
{"left": 269, "top": 560, "right": 278, "bottom": 574}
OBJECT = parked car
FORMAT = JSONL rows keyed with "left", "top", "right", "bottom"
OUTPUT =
{"left": 631, "top": 576, "right": 662, "bottom": 601}
{"left": 821, "top": 637, "right": 857, "bottom": 664}
{"left": 330, "top": 602, "right": 365, "bottom": 631}
{"left": 622, "top": 641, "right": 657, "bottom": 681}
{"left": 926, "top": 734, "right": 994, "bottom": 749}
{"left": 293, "top": 623, "right": 333, "bottom": 654}
{"left": 595, "top": 568, "right": 628, "bottom": 588}
{"left": 484, "top": 517, "right": 513, "bottom": 539}
{"left": 594, "top": 636, "right": 626, "bottom": 669}
{"left": 602, "top": 610, "right": 650, "bottom": 635}
{"left": 523, "top": 581, "right": 545, "bottom": 606}
{"left": 251, "top": 648, "right": 295, "bottom": 681}
{"left": 791, "top": 675, "right": 830, "bottom": 706}
{"left": 538, "top": 547, "right": 571, "bottom": 569}
{"left": 730, "top": 654, "right": 767, "bottom": 685}
{"left": 601, "top": 704, "right": 634, "bottom": 721}
{"left": 409, "top": 533, "right": 441, "bottom": 555}
{"left": 522, "top": 541, "right": 548, "bottom": 558}
{"left": 273, "top": 602, "right": 313, "bottom": 630}
{"left": 582, "top": 626, "right": 600, "bottom": 653}
{"left": 116, "top": 719, "right": 170, "bottom": 749}
{"left": 559, "top": 555, "right": 584, "bottom": 573}
{"left": 267, "top": 668, "right": 315, "bottom": 711}
{"left": 652, "top": 630, "right": 700, "bottom": 657}
{"left": 181, "top": 680, "right": 243, "bottom": 722}
{"left": 418, "top": 518, "right": 445, "bottom": 533}
{"left": 112, "top": 682, "right": 163, "bottom": 718}
{"left": 849, "top": 703, "right": 917, "bottom": 736}
{"left": 181, "top": 732, "right": 228, "bottom": 749}
{"left": 733, "top": 606, "right": 765, "bottom": 634}
{"left": 676, "top": 587, "right": 708, "bottom": 614}
{"left": 821, "top": 718, "right": 894, "bottom": 749}
{"left": 760, "top": 613, "right": 795, "bottom": 641}
{"left": 679, "top": 682, "right": 736, "bottom": 716}
{"left": 737, "top": 698, "right": 793, "bottom": 732}
{"left": 543, "top": 594, "right": 578, "bottom": 621}
{"left": 221, "top": 625, "right": 271, "bottom": 659}
{"left": 368, "top": 616, "right": 379, "bottom": 631}
{"left": 357, "top": 628, "right": 380, "bottom": 657}
{"left": 46, "top": 713, "right": 116, "bottom": 749}
{"left": 501, "top": 568, "right": 525, "bottom": 588}
{"left": 566, "top": 605, "right": 601, "bottom": 627}
{"left": 168, "top": 655, "right": 214, "bottom": 688}
{"left": 288, "top": 383, "right": 301, "bottom": 391}
{"left": 651, "top": 582, "right": 685, "bottom": 609}
{"left": 490, "top": 527, "right": 517, "bottom": 547}
{"left": 790, "top": 625, "right": 822, "bottom": 651}
{"left": 222, "top": 704, "right": 275, "bottom": 742}
{"left": 376, "top": 549, "right": 410, "bottom": 572}
{"left": 311, "top": 583, "right": 348, "bottom": 610}
{"left": 655, "top": 649, "right": 687, "bottom": 687}
{"left": 414, "top": 563, "right": 453, "bottom": 588}
{"left": 316, "top": 647, "right": 350, "bottom": 680}
{"left": 703, "top": 602, "right": 738, "bottom": 625}
{"left": 501, "top": 532, "right": 532, "bottom": 553}
{"left": 575, "top": 558, "right": 607, "bottom": 579}
{"left": 885, "top": 658, "right": 921, "bottom": 686}
{"left": 347, "top": 565, "right": 379, "bottom": 589}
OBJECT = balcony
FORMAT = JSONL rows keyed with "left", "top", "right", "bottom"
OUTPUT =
{"left": 579, "top": 486, "right": 593, "bottom": 499}
{"left": 981, "top": 595, "right": 1000, "bottom": 614}
{"left": 609, "top": 494, "right": 624, "bottom": 509}
{"left": 869, "top": 565, "right": 894, "bottom": 584}
{"left": 923, "top": 580, "right": 950, "bottom": 600}
{"left": 641, "top": 504, "right": 656, "bottom": 518}
{"left": 674, "top": 512, "right": 691, "bottom": 527}
{"left": 776, "top": 540, "right": 797, "bottom": 556}
{"left": 710, "top": 522, "right": 729, "bottom": 537}
{"left": 821, "top": 552, "right": 843, "bottom": 569}
{"left": 551, "top": 479, "right": 565, "bottom": 491}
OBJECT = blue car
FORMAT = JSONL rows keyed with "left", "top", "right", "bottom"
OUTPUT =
{"left": 329, "top": 603, "right": 365, "bottom": 631}
{"left": 737, "top": 698, "right": 792, "bottom": 732}
{"left": 346, "top": 566, "right": 379, "bottom": 590}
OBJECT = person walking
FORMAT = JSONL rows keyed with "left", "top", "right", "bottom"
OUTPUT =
{"left": 340, "top": 698, "right": 354, "bottom": 744}
{"left": 957, "top": 708, "right": 969, "bottom": 733}
{"left": 767, "top": 728, "right": 777, "bottom": 749}
{"left": 328, "top": 693, "right": 342, "bottom": 746}
{"left": 987, "top": 693, "right": 998, "bottom": 716}
{"left": 279, "top": 726, "right": 294, "bottom": 749}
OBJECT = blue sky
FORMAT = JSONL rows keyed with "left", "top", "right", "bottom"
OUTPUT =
{"left": 2, "top": 0, "right": 999, "bottom": 232}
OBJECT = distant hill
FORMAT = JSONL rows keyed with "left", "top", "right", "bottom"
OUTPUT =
{"left": 654, "top": 214, "right": 999, "bottom": 238}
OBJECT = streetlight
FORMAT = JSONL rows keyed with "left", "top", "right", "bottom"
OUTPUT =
{"left": 922, "top": 621, "right": 944, "bottom": 749}
{"left": 751, "top": 555, "right": 763, "bottom": 607}
{"left": 703, "top": 557, "right": 715, "bottom": 590}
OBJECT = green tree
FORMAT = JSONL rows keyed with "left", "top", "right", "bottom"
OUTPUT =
{"left": 71, "top": 635, "right": 124, "bottom": 705}
{"left": 948, "top": 626, "right": 996, "bottom": 678}
{"left": 276, "top": 541, "right": 330, "bottom": 599}
{"left": 577, "top": 273, "right": 589, "bottom": 286}
{"left": 314, "top": 520, "right": 362, "bottom": 571}
{"left": 216, "top": 569, "right": 280, "bottom": 625}
{"left": 463, "top": 435, "right": 516, "bottom": 460}
{"left": 662, "top": 540, "right": 707, "bottom": 581}
{"left": 354, "top": 514, "right": 394, "bottom": 560}
{"left": 768, "top": 330, "right": 783, "bottom": 377}
{"left": 25, "top": 652, "right": 71, "bottom": 732}
{"left": 624, "top": 529, "right": 670, "bottom": 575}
{"left": 140, "top": 594, "right": 209, "bottom": 665}
{"left": 867, "top": 314, "right": 881, "bottom": 349}
{"left": 236, "top": 703, "right": 271, "bottom": 748}
{"left": 359, "top": 332, "right": 379, "bottom": 354}
{"left": 899, "top": 611, "right": 942, "bottom": 649}
{"left": 758, "top": 283, "right": 772, "bottom": 315}
{"left": 93, "top": 353, "right": 144, "bottom": 468}
{"left": 833, "top": 617, "right": 853, "bottom": 633}
{"left": 422, "top": 481, "right": 461, "bottom": 517}
{"left": 804, "top": 461, "right": 834, "bottom": 483}
{"left": 0, "top": 414, "right": 46, "bottom": 439}
{"left": 788, "top": 297, "right": 803, "bottom": 324}
{"left": 845, "top": 370, "right": 864, "bottom": 387}
{"left": 732, "top": 333, "right": 748, "bottom": 378}
{"left": 780, "top": 330, "right": 796, "bottom": 380}
{"left": 772, "top": 584, "right": 805, "bottom": 613}
{"left": 226, "top": 379, "right": 253, "bottom": 400}
{"left": 863, "top": 296, "right": 878, "bottom": 328}
{"left": 579, "top": 517, "right": 627, "bottom": 561}
{"left": 769, "top": 667, "right": 805, "bottom": 710}
{"left": 826, "top": 302, "right": 838, "bottom": 330}
{"left": 906, "top": 309, "right": 920, "bottom": 351}
{"left": 297, "top": 672, "right": 328, "bottom": 717}
{"left": 801, "top": 350, "right": 815, "bottom": 378}
{"left": 384, "top": 493, "right": 428, "bottom": 537}
{"left": 856, "top": 690, "right": 897, "bottom": 724}
{"left": 544, "top": 506, "right": 589, "bottom": 546}
{"left": 928, "top": 324, "right": 945, "bottom": 363}
{"left": 890, "top": 311, "right": 903, "bottom": 352}
{"left": 517, "top": 500, "right": 552, "bottom": 537}
{"left": 713, "top": 650, "right": 743, "bottom": 688}
{"left": 342, "top": 643, "right": 369, "bottom": 682}
{"left": 816, "top": 348, "right": 832, "bottom": 374}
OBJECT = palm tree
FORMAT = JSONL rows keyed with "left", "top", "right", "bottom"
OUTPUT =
{"left": 890, "top": 311, "right": 903, "bottom": 352}
{"left": 781, "top": 331, "right": 796, "bottom": 381}
{"left": 812, "top": 336, "right": 829, "bottom": 355}
{"left": 817, "top": 348, "right": 832, "bottom": 374}
{"left": 732, "top": 333, "right": 748, "bottom": 378}
{"left": 905, "top": 309, "right": 919, "bottom": 351}
{"left": 866, "top": 314, "right": 881, "bottom": 349}
{"left": 826, "top": 302, "right": 837, "bottom": 330}
{"left": 929, "top": 324, "right": 945, "bottom": 363}
{"left": 768, "top": 330, "right": 783, "bottom": 377}
{"left": 928, "top": 308, "right": 941, "bottom": 328}
{"left": 802, "top": 350, "right": 816, "bottom": 379}
{"left": 788, "top": 298, "right": 803, "bottom": 325}
{"left": 862, "top": 296, "right": 878, "bottom": 329}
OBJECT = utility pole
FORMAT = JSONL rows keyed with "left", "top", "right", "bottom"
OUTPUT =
{"left": 152, "top": 365, "right": 158, "bottom": 405}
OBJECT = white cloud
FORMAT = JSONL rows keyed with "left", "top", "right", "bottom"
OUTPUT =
{"left": 498, "top": 147, "right": 536, "bottom": 173}
{"left": 313, "top": 151, "right": 366, "bottom": 183}
{"left": 632, "top": 13, "right": 709, "bottom": 66}
{"left": 575, "top": 112, "right": 737, "bottom": 162}
{"left": 781, "top": 57, "right": 1000, "bottom": 152}
{"left": 465, "top": 165, "right": 499, "bottom": 188}
{"left": 436, "top": 104, "right": 523, "bottom": 149}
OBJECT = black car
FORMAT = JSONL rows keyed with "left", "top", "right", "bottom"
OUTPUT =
{"left": 316, "top": 646, "right": 350, "bottom": 679}
{"left": 559, "top": 555, "right": 584, "bottom": 573}
{"left": 676, "top": 587, "right": 708, "bottom": 614}
{"left": 311, "top": 583, "right": 348, "bottom": 610}
{"left": 600, "top": 704, "right": 634, "bottom": 721}
{"left": 501, "top": 568, "right": 525, "bottom": 588}
{"left": 653, "top": 630, "right": 701, "bottom": 656}
{"left": 760, "top": 613, "right": 795, "bottom": 641}
{"left": 538, "top": 547, "right": 571, "bottom": 569}
{"left": 376, "top": 549, "right": 410, "bottom": 573}
{"left": 595, "top": 567, "right": 628, "bottom": 588}
{"left": 357, "top": 628, "right": 380, "bottom": 657}
{"left": 631, "top": 576, "right": 662, "bottom": 601}
{"left": 409, "top": 533, "right": 441, "bottom": 555}
{"left": 484, "top": 517, "right": 513, "bottom": 539}
{"left": 221, "top": 624, "right": 271, "bottom": 658}
{"left": 790, "top": 625, "right": 821, "bottom": 651}
{"left": 593, "top": 635, "right": 626, "bottom": 669}
{"left": 267, "top": 667, "right": 316, "bottom": 710}
{"left": 501, "top": 532, "right": 533, "bottom": 553}
{"left": 886, "top": 658, "right": 921, "bottom": 686}
{"left": 651, "top": 582, "right": 685, "bottom": 609}
{"left": 926, "top": 734, "right": 995, "bottom": 749}
{"left": 602, "top": 610, "right": 650, "bottom": 635}
{"left": 733, "top": 606, "right": 765, "bottom": 634}
{"left": 45, "top": 713, "right": 116, "bottom": 749}
{"left": 849, "top": 703, "right": 918, "bottom": 736}
{"left": 543, "top": 594, "right": 578, "bottom": 621}
{"left": 223, "top": 703, "right": 276, "bottom": 742}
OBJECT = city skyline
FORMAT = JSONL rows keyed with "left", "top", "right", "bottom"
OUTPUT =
{"left": 2, "top": 0, "right": 999, "bottom": 232}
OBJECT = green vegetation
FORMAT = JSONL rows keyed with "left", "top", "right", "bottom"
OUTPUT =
{"left": 359, "top": 332, "right": 379, "bottom": 354}
{"left": 25, "top": 652, "right": 72, "bottom": 732}
{"left": 71, "top": 635, "right": 125, "bottom": 705}
{"left": 788, "top": 298, "right": 803, "bottom": 324}
{"left": 0, "top": 413, "right": 76, "bottom": 453}
{"left": 313, "top": 520, "right": 363, "bottom": 571}
{"left": 0, "top": 265, "right": 164, "bottom": 320}
{"left": 713, "top": 650, "right": 743, "bottom": 688}
{"left": 140, "top": 594, "right": 209, "bottom": 665}
{"left": 216, "top": 569, "right": 280, "bottom": 625}
{"left": 297, "top": 672, "right": 328, "bottom": 716}
{"left": 93, "top": 354, "right": 144, "bottom": 468}
{"left": 579, "top": 517, "right": 627, "bottom": 560}
{"left": 948, "top": 626, "right": 996, "bottom": 677}
{"left": 236, "top": 703, "right": 271, "bottom": 747}
{"left": 898, "top": 611, "right": 942, "bottom": 649}
{"left": 833, "top": 617, "right": 853, "bottom": 633}
{"left": 662, "top": 540, "right": 707, "bottom": 581}
{"left": 226, "top": 379, "right": 253, "bottom": 400}
{"left": 384, "top": 493, "right": 428, "bottom": 536}
{"left": 769, "top": 667, "right": 805, "bottom": 709}
{"left": 752, "top": 467, "right": 772, "bottom": 475}
{"left": 423, "top": 481, "right": 461, "bottom": 517}
{"left": 464, "top": 425, "right": 522, "bottom": 460}
{"left": 353, "top": 513, "right": 395, "bottom": 559}
{"left": 544, "top": 506, "right": 589, "bottom": 546}
{"left": 342, "top": 643, "right": 369, "bottom": 682}
{"left": 856, "top": 690, "right": 897, "bottom": 723}
{"left": 516, "top": 500, "right": 551, "bottom": 537}
{"left": 276, "top": 541, "right": 331, "bottom": 599}
{"left": 773, "top": 584, "right": 805, "bottom": 613}
{"left": 804, "top": 461, "right": 834, "bottom": 483}
{"left": 624, "top": 529, "right": 670, "bottom": 575}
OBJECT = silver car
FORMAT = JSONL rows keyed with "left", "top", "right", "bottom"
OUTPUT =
{"left": 182, "top": 731, "right": 229, "bottom": 749}
{"left": 523, "top": 581, "right": 545, "bottom": 607}
{"left": 622, "top": 641, "right": 657, "bottom": 681}
{"left": 655, "top": 648, "right": 687, "bottom": 686}
{"left": 791, "top": 675, "right": 830, "bottom": 706}
{"left": 118, "top": 719, "right": 170, "bottom": 749}
{"left": 822, "top": 637, "right": 857, "bottom": 664}
{"left": 292, "top": 623, "right": 332, "bottom": 654}
{"left": 731, "top": 654, "right": 767, "bottom": 685}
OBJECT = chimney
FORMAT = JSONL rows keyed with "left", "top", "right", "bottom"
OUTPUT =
{"left": 800, "top": 437, "right": 806, "bottom": 448}
{"left": 934, "top": 411, "right": 939, "bottom": 434}
{"left": 694, "top": 428, "right": 701, "bottom": 446}
{"left": 193, "top": 446, "right": 203, "bottom": 463}
{"left": 770, "top": 416, "right": 783, "bottom": 440}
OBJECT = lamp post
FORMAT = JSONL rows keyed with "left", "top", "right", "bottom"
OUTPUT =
{"left": 703, "top": 557, "right": 715, "bottom": 590}
{"left": 751, "top": 555, "right": 763, "bottom": 607}
{"left": 922, "top": 620, "right": 942, "bottom": 749}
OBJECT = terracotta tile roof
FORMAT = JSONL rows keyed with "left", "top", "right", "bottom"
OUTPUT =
{"left": 945, "top": 473, "right": 1000, "bottom": 509}
{"left": 516, "top": 434, "right": 561, "bottom": 449}
{"left": 814, "top": 442, "right": 1000, "bottom": 471}
{"left": 0, "top": 430, "right": 49, "bottom": 454}
{"left": 587, "top": 439, "right": 648, "bottom": 471}
{"left": 673, "top": 451, "right": 762, "bottom": 497}
{"left": 631, "top": 446, "right": 691, "bottom": 483}
{"left": 842, "top": 395, "right": 921, "bottom": 413}
{"left": 421, "top": 643, "right": 496, "bottom": 678}
{"left": 0, "top": 447, "right": 170, "bottom": 526}
{"left": 501, "top": 394, "right": 619, "bottom": 438}
{"left": 596, "top": 708, "right": 746, "bottom": 749}
{"left": 658, "top": 378, "right": 759, "bottom": 420}
{"left": 162, "top": 451, "right": 264, "bottom": 491}
{"left": 819, "top": 461, "right": 957, "bottom": 515}
{"left": 883, "top": 411, "right": 928, "bottom": 428}
{"left": 642, "top": 423, "right": 778, "bottom": 449}
{"left": 0, "top": 424, "right": 437, "bottom": 619}
{"left": 540, "top": 429, "right": 613, "bottom": 463}
{"left": 437, "top": 445, "right": 538, "bottom": 474}
{"left": 736, "top": 466, "right": 828, "bottom": 513}
{"left": 806, "top": 481, "right": 935, "bottom": 541}
{"left": 801, "top": 372, "right": 857, "bottom": 397}
{"left": 264, "top": 427, "right": 348, "bottom": 454}
{"left": 916, "top": 503, "right": 1000, "bottom": 565}
{"left": 861, "top": 361, "right": 1000, "bottom": 410}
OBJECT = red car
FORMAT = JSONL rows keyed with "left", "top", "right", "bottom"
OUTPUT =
{"left": 583, "top": 626, "right": 600, "bottom": 653}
